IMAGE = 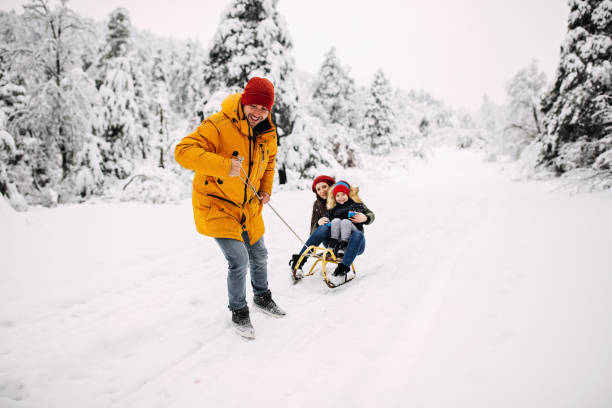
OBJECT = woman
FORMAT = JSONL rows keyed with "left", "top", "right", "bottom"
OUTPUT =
{"left": 289, "top": 175, "right": 375, "bottom": 279}
{"left": 309, "top": 175, "right": 336, "bottom": 235}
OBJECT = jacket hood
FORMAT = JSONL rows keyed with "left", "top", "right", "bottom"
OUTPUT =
{"left": 327, "top": 185, "right": 362, "bottom": 210}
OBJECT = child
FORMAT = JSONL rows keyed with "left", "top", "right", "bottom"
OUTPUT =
{"left": 326, "top": 181, "right": 368, "bottom": 259}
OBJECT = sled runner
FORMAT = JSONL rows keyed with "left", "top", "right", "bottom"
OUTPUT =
{"left": 292, "top": 245, "right": 356, "bottom": 288}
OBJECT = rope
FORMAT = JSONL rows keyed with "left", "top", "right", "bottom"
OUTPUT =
{"left": 234, "top": 153, "right": 305, "bottom": 245}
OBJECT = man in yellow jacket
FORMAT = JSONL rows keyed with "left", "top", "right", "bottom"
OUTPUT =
{"left": 175, "top": 77, "right": 285, "bottom": 339}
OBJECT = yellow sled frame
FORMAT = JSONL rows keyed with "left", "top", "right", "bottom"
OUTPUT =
{"left": 293, "top": 245, "right": 356, "bottom": 288}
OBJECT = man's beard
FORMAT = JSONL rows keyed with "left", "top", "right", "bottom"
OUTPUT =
{"left": 248, "top": 115, "right": 263, "bottom": 127}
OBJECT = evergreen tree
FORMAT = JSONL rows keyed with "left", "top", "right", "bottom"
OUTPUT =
{"left": 94, "top": 7, "right": 131, "bottom": 88}
{"left": 103, "top": 8, "right": 131, "bottom": 61}
{"left": 278, "top": 113, "right": 337, "bottom": 181}
{"left": 361, "top": 70, "right": 395, "bottom": 154}
{"left": 205, "top": 0, "right": 298, "bottom": 138}
{"left": 96, "top": 7, "right": 151, "bottom": 178}
{"left": 538, "top": 0, "right": 612, "bottom": 172}
{"left": 170, "top": 40, "right": 204, "bottom": 120}
{"left": 312, "top": 47, "right": 356, "bottom": 127}
{"left": 97, "top": 56, "right": 141, "bottom": 178}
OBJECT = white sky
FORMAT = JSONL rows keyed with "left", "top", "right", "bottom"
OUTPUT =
{"left": 1, "top": 0, "right": 569, "bottom": 111}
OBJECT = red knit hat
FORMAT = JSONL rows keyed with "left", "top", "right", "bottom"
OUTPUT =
{"left": 311, "top": 175, "right": 335, "bottom": 192}
{"left": 332, "top": 181, "right": 350, "bottom": 197}
{"left": 242, "top": 77, "right": 275, "bottom": 111}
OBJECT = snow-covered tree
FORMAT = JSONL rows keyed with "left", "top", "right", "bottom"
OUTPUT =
{"left": 304, "top": 47, "right": 360, "bottom": 168}
{"left": 537, "top": 0, "right": 612, "bottom": 173}
{"left": 479, "top": 95, "right": 502, "bottom": 134}
{"left": 0, "top": 109, "right": 15, "bottom": 199}
{"left": 150, "top": 48, "right": 172, "bottom": 168}
{"left": 328, "top": 123, "right": 360, "bottom": 167}
{"left": 503, "top": 60, "right": 547, "bottom": 157}
{"left": 93, "top": 7, "right": 131, "bottom": 88}
{"left": 95, "top": 7, "right": 152, "bottom": 178}
{"left": 169, "top": 40, "right": 205, "bottom": 120}
{"left": 361, "top": 69, "right": 395, "bottom": 154}
{"left": 278, "top": 112, "right": 337, "bottom": 182}
{"left": 97, "top": 56, "right": 141, "bottom": 178}
{"left": 205, "top": 0, "right": 298, "bottom": 138}
{"left": 6, "top": 0, "right": 99, "bottom": 204}
{"left": 103, "top": 8, "right": 131, "bottom": 61}
{"left": 312, "top": 47, "right": 356, "bottom": 127}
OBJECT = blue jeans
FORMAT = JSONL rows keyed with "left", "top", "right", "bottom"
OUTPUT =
{"left": 299, "top": 225, "right": 366, "bottom": 267}
{"left": 215, "top": 231, "right": 269, "bottom": 311}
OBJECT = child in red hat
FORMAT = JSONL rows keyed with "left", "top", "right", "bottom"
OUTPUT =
{"left": 325, "top": 181, "right": 368, "bottom": 262}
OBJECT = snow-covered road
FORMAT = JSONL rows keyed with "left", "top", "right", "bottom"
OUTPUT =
{"left": 1, "top": 148, "right": 611, "bottom": 408}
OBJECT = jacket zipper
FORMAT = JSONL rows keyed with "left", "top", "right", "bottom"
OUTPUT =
{"left": 243, "top": 126, "right": 253, "bottom": 205}
{"left": 259, "top": 144, "right": 265, "bottom": 178}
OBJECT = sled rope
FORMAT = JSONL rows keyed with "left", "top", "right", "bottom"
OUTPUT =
{"left": 234, "top": 153, "right": 305, "bottom": 245}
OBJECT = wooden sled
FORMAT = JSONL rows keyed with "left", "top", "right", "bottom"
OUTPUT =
{"left": 292, "top": 245, "right": 356, "bottom": 288}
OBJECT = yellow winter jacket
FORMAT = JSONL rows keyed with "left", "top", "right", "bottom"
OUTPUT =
{"left": 175, "top": 93, "right": 277, "bottom": 243}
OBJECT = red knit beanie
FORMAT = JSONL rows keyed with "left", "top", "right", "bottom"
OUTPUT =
{"left": 311, "top": 175, "right": 335, "bottom": 192}
{"left": 332, "top": 181, "right": 350, "bottom": 197}
{"left": 242, "top": 77, "right": 275, "bottom": 111}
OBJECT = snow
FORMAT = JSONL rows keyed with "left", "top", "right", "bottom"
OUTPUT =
{"left": 1, "top": 147, "right": 612, "bottom": 407}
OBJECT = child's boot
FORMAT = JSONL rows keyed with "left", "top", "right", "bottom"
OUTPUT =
{"left": 327, "top": 238, "right": 339, "bottom": 255}
{"left": 336, "top": 240, "right": 348, "bottom": 258}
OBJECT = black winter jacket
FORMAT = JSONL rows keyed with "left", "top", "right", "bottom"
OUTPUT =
{"left": 326, "top": 198, "right": 369, "bottom": 232}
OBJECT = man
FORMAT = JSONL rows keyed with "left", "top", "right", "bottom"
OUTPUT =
{"left": 175, "top": 77, "right": 285, "bottom": 339}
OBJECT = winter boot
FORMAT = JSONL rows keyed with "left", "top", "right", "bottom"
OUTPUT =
{"left": 289, "top": 254, "right": 307, "bottom": 280}
{"left": 332, "top": 263, "right": 351, "bottom": 277}
{"left": 336, "top": 240, "right": 348, "bottom": 259}
{"left": 327, "top": 238, "right": 340, "bottom": 256}
{"left": 231, "top": 306, "right": 255, "bottom": 339}
{"left": 253, "top": 291, "right": 286, "bottom": 318}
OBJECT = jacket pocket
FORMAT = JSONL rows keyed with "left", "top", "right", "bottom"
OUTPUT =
{"left": 206, "top": 204, "right": 233, "bottom": 221}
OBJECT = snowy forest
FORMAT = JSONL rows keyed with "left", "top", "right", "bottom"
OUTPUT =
{"left": 1, "top": 0, "right": 611, "bottom": 211}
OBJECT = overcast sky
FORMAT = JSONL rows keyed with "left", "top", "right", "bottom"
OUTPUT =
{"left": 1, "top": 0, "right": 570, "bottom": 111}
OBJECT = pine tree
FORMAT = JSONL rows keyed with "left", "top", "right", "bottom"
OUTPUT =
{"left": 96, "top": 7, "right": 150, "bottom": 178}
{"left": 169, "top": 40, "right": 204, "bottom": 120}
{"left": 312, "top": 47, "right": 356, "bottom": 127}
{"left": 538, "top": 0, "right": 612, "bottom": 172}
{"left": 103, "top": 8, "right": 131, "bottom": 61}
{"left": 94, "top": 7, "right": 131, "bottom": 89}
{"left": 361, "top": 70, "right": 395, "bottom": 154}
{"left": 205, "top": 0, "right": 298, "bottom": 138}
{"left": 97, "top": 56, "right": 141, "bottom": 178}
{"left": 278, "top": 113, "right": 337, "bottom": 181}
